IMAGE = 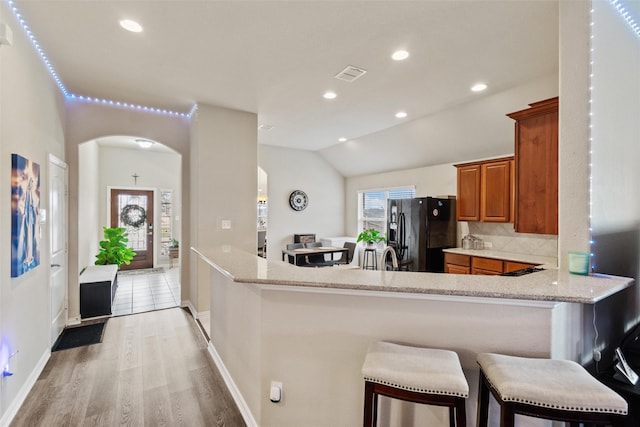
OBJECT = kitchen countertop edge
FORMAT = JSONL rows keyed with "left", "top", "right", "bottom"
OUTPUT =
{"left": 192, "top": 246, "right": 633, "bottom": 305}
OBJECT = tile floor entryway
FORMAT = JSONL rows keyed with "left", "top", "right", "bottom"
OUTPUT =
{"left": 111, "top": 267, "right": 180, "bottom": 316}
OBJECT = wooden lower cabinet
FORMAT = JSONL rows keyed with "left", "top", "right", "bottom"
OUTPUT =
{"left": 503, "top": 261, "right": 535, "bottom": 273}
{"left": 447, "top": 264, "right": 471, "bottom": 274}
{"left": 471, "top": 257, "right": 503, "bottom": 275}
{"left": 444, "top": 253, "right": 471, "bottom": 274}
{"left": 445, "top": 253, "right": 536, "bottom": 276}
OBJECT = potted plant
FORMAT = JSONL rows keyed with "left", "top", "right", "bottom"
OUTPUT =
{"left": 169, "top": 238, "right": 179, "bottom": 259}
{"left": 356, "top": 229, "right": 386, "bottom": 247}
{"left": 95, "top": 227, "right": 136, "bottom": 268}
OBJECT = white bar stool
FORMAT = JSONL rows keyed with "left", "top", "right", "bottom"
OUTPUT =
{"left": 476, "top": 352, "right": 628, "bottom": 427}
{"left": 362, "top": 341, "right": 469, "bottom": 426}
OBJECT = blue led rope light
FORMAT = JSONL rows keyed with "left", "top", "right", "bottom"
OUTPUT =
{"left": 610, "top": 0, "right": 640, "bottom": 38}
{"left": 4, "top": 0, "right": 192, "bottom": 118}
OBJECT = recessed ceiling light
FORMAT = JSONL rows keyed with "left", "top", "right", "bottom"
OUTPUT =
{"left": 395, "top": 111, "right": 407, "bottom": 119}
{"left": 119, "top": 19, "right": 143, "bottom": 33}
{"left": 338, "top": 137, "right": 347, "bottom": 142}
{"left": 392, "top": 50, "right": 410, "bottom": 61}
{"left": 471, "top": 83, "right": 488, "bottom": 92}
{"left": 135, "top": 138, "right": 154, "bottom": 148}
{"left": 323, "top": 91, "right": 337, "bottom": 100}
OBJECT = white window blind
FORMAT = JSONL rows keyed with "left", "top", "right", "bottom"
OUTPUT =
{"left": 358, "top": 187, "right": 415, "bottom": 235}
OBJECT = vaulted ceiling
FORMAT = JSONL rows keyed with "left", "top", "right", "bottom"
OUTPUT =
{"left": 14, "top": 0, "right": 562, "bottom": 176}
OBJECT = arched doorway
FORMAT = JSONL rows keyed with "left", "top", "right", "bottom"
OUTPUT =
{"left": 78, "top": 135, "right": 182, "bottom": 316}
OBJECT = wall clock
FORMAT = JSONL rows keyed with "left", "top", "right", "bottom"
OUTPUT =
{"left": 289, "top": 190, "right": 308, "bottom": 211}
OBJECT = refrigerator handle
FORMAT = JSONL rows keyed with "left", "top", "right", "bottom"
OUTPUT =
{"left": 398, "top": 212, "right": 406, "bottom": 260}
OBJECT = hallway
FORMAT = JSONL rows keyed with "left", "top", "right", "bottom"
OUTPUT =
{"left": 11, "top": 308, "right": 245, "bottom": 427}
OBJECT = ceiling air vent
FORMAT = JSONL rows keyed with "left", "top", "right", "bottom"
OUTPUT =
{"left": 334, "top": 65, "right": 367, "bottom": 82}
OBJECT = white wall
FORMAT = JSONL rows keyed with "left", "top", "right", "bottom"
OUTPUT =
{"left": 259, "top": 145, "right": 345, "bottom": 260}
{"left": 557, "top": 0, "right": 591, "bottom": 269}
{"left": 97, "top": 144, "right": 181, "bottom": 266}
{"left": 190, "top": 103, "right": 257, "bottom": 313}
{"left": 0, "top": 3, "right": 66, "bottom": 423}
{"left": 77, "top": 141, "right": 100, "bottom": 272}
{"left": 590, "top": 0, "right": 640, "bottom": 279}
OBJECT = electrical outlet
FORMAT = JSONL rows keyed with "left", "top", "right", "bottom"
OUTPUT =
{"left": 221, "top": 220, "right": 231, "bottom": 230}
{"left": 484, "top": 241, "right": 493, "bottom": 248}
{"left": 270, "top": 381, "right": 283, "bottom": 403}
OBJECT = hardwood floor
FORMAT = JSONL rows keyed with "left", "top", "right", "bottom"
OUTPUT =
{"left": 11, "top": 308, "right": 246, "bottom": 427}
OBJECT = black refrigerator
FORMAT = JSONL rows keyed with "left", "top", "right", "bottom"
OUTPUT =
{"left": 387, "top": 197, "right": 456, "bottom": 272}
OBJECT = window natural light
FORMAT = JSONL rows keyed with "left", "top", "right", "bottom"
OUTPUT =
{"left": 357, "top": 187, "right": 416, "bottom": 235}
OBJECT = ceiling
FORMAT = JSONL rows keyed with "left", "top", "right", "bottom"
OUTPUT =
{"left": 13, "top": 0, "right": 562, "bottom": 175}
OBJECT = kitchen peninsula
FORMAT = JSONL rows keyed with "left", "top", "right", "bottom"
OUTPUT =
{"left": 193, "top": 246, "right": 635, "bottom": 427}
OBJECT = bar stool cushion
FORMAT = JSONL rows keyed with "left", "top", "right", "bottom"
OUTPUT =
{"left": 362, "top": 341, "right": 469, "bottom": 398}
{"left": 477, "top": 353, "right": 628, "bottom": 415}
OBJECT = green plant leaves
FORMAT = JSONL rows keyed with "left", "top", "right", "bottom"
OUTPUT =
{"left": 356, "top": 228, "right": 386, "bottom": 243}
{"left": 95, "top": 227, "right": 137, "bottom": 267}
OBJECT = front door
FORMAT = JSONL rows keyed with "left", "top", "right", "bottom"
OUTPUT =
{"left": 49, "top": 155, "right": 68, "bottom": 346}
{"left": 110, "top": 189, "right": 154, "bottom": 270}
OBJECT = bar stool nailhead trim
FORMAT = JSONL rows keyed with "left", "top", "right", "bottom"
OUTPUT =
{"left": 362, "top": 341, "right": 469, "bottom": 427}
{"left": 476, "top": 352, "right": 628, "bottom": 427}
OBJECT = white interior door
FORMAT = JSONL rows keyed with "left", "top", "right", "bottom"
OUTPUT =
{"left": 49, "top": 154, "right": 68, "bottom": 346}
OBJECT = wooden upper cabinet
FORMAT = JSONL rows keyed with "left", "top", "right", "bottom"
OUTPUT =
{"left": 507, "top": 97, "right": 558, "bottom": 235}
{"left": 456, "top": 163, "right": 481, "bottom": 221}
{"left": 455, "top": 157, "right": 513, "bottom": 223}
{"left": 481, "top": 159, "right": 511, "bottom": 222}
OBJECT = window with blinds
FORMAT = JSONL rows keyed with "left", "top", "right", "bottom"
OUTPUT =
{"left": 358, "top": 187, "right": 416, "bottom": 235}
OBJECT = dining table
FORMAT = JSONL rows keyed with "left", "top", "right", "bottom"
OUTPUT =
{"left": 281, "top": 246, "right": 349, "bottom": 265}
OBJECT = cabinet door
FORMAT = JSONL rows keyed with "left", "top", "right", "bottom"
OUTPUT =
{"left": 456, "top": 164, "right": 481, "bottom": 221}
{"left": 472, "top": 268, "right": 502, "bottom": 276}
{"left": 481, "top": 160, "right": 511, "bottom": 222}
{"left": 446, "top": 264, "right": 470, "bottom": 274}
{"left": 472, "top": 256, "right": 503, "bottom": 274}
{"left": 509, "top": 98, "right": 558, "bottom": 235}
{"left": 503, "top": 261, "right": 536, "bottom": 273}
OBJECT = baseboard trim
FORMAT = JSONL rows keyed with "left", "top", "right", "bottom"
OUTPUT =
{"left": 182, "top": 300, "right": 197, "bottom": 318}
{"left": 0, "top": 348, "right": 50, "bottom": 427}
{"left": 207, "top": 342, "right": 258, "bottom": 427}
{"left": 196, "top": 309, "right": 209, "bottom": 320}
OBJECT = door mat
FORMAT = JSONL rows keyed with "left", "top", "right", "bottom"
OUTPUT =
{"left": 52, "top": 320, "right": 107, "bottom": 352}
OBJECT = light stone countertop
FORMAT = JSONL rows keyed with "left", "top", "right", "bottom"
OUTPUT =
{"left": 443, "top": 248, "right": 558, "bottom": 268}
{"left": 192, "top": 246, "right": 633, "bottom": 304}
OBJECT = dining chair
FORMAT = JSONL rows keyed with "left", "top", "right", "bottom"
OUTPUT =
{"left": 286, "top": 242, "right": 306, "bottom": 266}
{"left": 303, "top": 242, "right": 335, "bottom": 267}
{"left": 335, "top": 242, "right": 357, "bottom": 265}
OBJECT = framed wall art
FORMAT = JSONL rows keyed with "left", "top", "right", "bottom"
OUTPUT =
{"left": 11, "top": 154, "right": 41, "bottom": 278}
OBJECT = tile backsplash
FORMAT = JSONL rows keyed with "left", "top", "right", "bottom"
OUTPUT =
{"left": 464, "top": 222, "right": 558, "bottom": 258}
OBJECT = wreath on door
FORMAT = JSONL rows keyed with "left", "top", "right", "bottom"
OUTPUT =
{"left": 120, "top": 204, "right": 146, "bottom": 228}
